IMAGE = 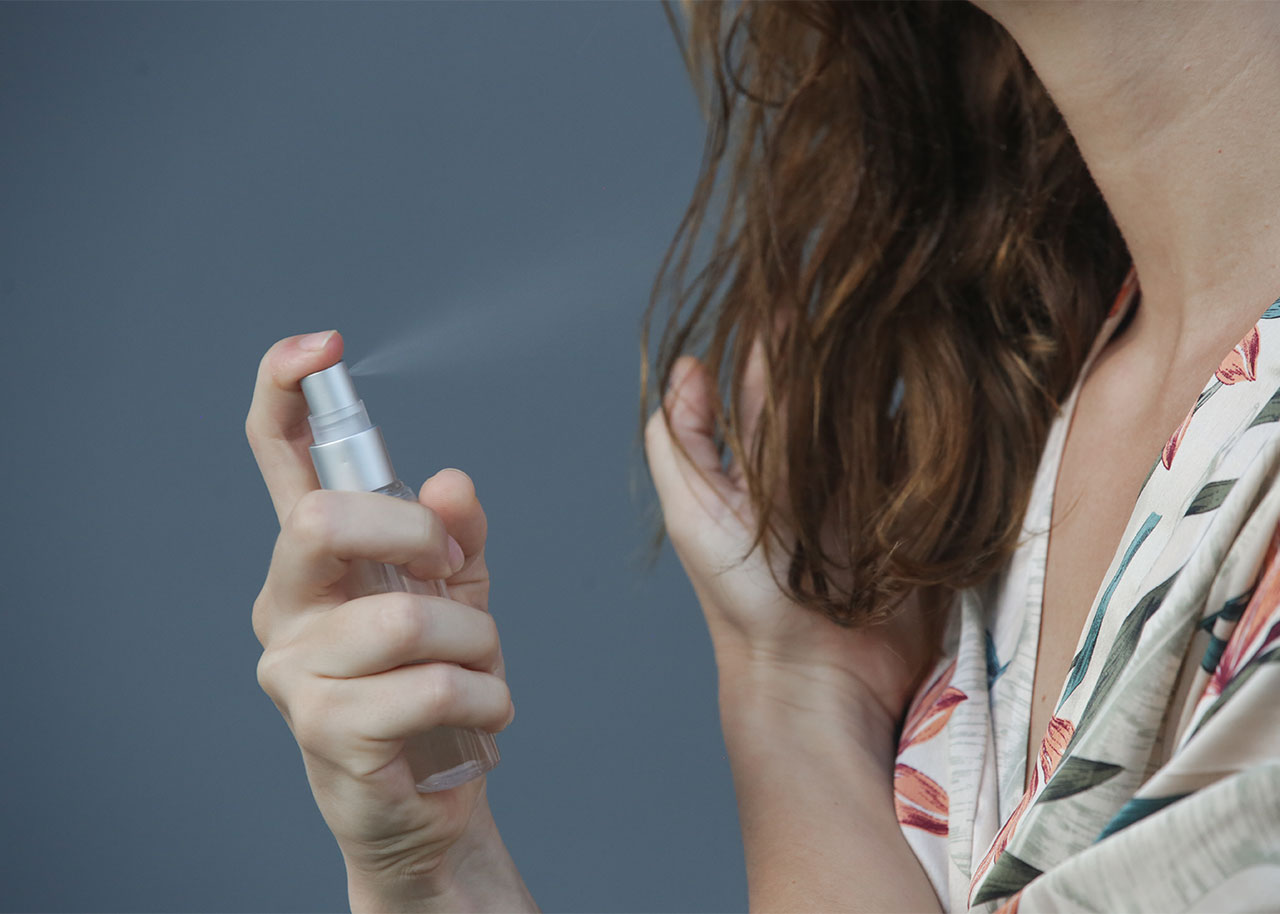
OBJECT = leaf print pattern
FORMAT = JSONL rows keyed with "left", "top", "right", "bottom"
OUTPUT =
{"left": 1162, "top": 406, "right": 1195, "bottom": 469}
{"left": 894, "top": 764, "right": 949, "bottom": 836}
{"left": 899, "top": 660, "right": 966, "bottom": 752}
{"left": 992, "top": 890, "right": 1023, "bottom": 914}
{"left": 1096, "top": 792, "right": 1189, "bottom": 841}
{"left": 894, "top": 276, "right": 1280, "bottom": 913}
{"left": 1185, "top": 478, "right": 1237, "bottom": 515}
{"left": 1164, "top": 322, "right": 1264, "bottom": 468}
{"left": 1206, "top": 522, "right": 1280, "bottom": 699}
{"left": 970, "top": 718, "right": 1075, "bottom": 894}
{"left": 894, "top": 660, "right": 966, "bottom": 836}
{"left": 1061, "top": 512, "right": 1160, "bottom": 704}
{"left": 985, "top": 629, "right": 1010, "bottom": 687}
{"left": 1216, "top": 325, "right": 1261, "bottom": 384}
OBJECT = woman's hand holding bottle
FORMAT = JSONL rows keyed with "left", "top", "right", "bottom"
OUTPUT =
{"left": 245, "top": 332, "right": 534, "bottom": 912}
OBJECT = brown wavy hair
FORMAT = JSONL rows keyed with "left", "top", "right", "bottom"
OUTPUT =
{"left": 641, "top": 0, "right": 1129, "bottom": 627}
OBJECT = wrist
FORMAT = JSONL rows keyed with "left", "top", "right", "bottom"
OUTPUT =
{"left": 715, "top": 647, "right": 900, "bottom": 768}
{"left": 345, "top": 795, "right": 537, "bottom": 914}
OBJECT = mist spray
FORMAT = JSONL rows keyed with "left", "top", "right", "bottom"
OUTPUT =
{"left": 300, "top": 361, "right": 500, "bottom": 792}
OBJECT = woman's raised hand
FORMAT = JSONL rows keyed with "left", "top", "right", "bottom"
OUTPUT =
{"left": 644, "top": 348, "right": 935, "bottom": 730}
{"left": 245, "top": 331, "right": 519, "bottom": 907}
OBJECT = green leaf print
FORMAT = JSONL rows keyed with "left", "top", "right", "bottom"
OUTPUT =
{"left": 1189, "top": 645, "right": 1280, "bottom": 741}
{"left": 971, "top": 853, "right": 1043, "bottom": 906}
{"left": 1068, "top": 570, "right": 1179, "bottom": 745}
{"left": 1247, "top": 383, "right": 1280, "bottom": 428}
{"left": 1038, "top": 756, "right": 1124, "bottom": 802}
{"left": 1185, "top": 479, "right": 1237, "bottom": 515}
{"left": 1061, "top": 512, "right": 1161, "bottom": 705}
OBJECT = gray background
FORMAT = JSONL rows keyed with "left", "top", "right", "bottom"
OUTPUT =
{"left": 0, "top": 2, "right": 747, "bottom": 911}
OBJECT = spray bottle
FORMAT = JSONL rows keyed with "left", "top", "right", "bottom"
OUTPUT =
{"left": 300, "top": 361, "right": 500, "bottom": 792}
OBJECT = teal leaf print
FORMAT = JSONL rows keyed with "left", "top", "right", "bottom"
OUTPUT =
{"left": 1038, "top": 756, "right": 1124, "bottom": 802}
{"left": 1185, "top": 479, "right": 1236, "bottom": 516}
{"left": 1096, "top": 793, "right": 1189, "bottom": 842}
{"left": 1060, "top": 512, "right": 1161, "bottom": 706}
{"left": 1190, "top": 644, "right": 1280, "bottom": 741}
{"left": 1247, "top": 383, "right": 1280, "bottom": 428}
{"left": 1260, "top": 296, "right": 1280, "bottom": 320}
{"left": 971, "top": 853, "right": 1043, "bottom": 906}
{"left": 1069, "top": 570, "right": 1179, "bottom": 744}
{"left": 985, "top": 629, "right": 1009, "bottom": 688}
{"left": 1198, "top": 589, "right": 1253, "bottom": 674}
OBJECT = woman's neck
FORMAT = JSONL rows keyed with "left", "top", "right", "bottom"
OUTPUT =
{"left": 984, "top": 1, "right": 1280, "bottom": 369}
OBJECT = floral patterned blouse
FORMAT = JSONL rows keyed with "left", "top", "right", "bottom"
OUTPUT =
{"left": 895, "top": 268, "right": 1280, "bottom": 912}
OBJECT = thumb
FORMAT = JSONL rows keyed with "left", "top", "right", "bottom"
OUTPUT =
{"left": 645, "top": 356, "right": 736, "bottom": 522}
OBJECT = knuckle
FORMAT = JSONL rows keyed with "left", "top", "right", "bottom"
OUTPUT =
{"left": 415, "top": 504, "right": 445, "bottom": 546}
{"left": 255, "top": 645, "right": 298, "bottom": 711}
{"left": 477, "top": 612, "right": 500, "bottom": 657}
{"left": 251, "top": 589, "right": 272, "bottom": 647}
{"left": 291, "top": 679, "right": 343, "bottom": 752}
{"left": 373, "top": 594, "right": 427, "bottom": 649}
{"left": 255, "top": 649, "right": 281, "bottom": 698}
{"left": 287, "top": 490, "right": 338, "bottom": 547}
{"left": 422, "top": 664, "right": 462, "bottom": 718}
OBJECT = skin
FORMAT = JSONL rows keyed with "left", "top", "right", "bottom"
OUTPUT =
{"left": 246, "top": 330, "right": 535, "bottom": 911}
{"left": 246, "top": 3, "right": 1280, "bottom": 910}
{"left": 980, "top": 0, "right": 1280, "bottom": 790}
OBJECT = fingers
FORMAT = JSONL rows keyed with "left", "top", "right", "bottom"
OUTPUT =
{"left": 418, "top": 469, "right": 487, "bottom": 579}
{"left": 279, "top": 663, "right": 514, "bottom": 763}
{"left": 245, "top": 331, "right": 344, "bottom": 526}
{"left": 263, "top": 655, "right": 509, "bottom": 768}
{"left": 645, "top": 356, "right": 736, "bottom": 525}
{"left": 266, "top": 489, "right": 464, "bottom": 612}
{"left": 301, "top": 591, "right": 502, "bottom": 678}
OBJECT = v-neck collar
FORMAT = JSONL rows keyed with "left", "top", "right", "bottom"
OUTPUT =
{"left": 967, "top": 268, "right": 1280, "bottom": 907}
{"left": 1017, "top": 268, "right": 1143, "bottom": 793}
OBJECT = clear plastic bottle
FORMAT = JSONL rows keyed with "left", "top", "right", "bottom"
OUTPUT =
{"left": 301, "top": 362, "right": 500, "bottom": 793}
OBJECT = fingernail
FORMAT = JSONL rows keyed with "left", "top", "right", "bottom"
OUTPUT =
{"left": 298, "top": 330, "right": 335, "bottom": 352}
{"left": 447, "top": 536, "right": 465, "bottom": 573}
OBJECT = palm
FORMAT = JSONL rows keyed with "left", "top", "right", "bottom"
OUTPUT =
{"left": 648, "top": 355, "right": 934, "bottom": 721}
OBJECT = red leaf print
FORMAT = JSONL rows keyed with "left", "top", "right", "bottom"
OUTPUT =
{"left": 894, "top": 764, "right": 949, "bottom": 836}
{"left": 894, "top": 763, "right": 949, "bottom": 814}
{"left": 1039, "top": 716, "right": 1074, "bottom": 781}
{"left": 1162, "top": 404, "right": 1195, "bottom": 469}
{"left": 1209, "top": 523, "right": 1280, "bottom": 697}
{"left": 899, "top": 659, "right": 967, "bottom": 752}
{"left": 1215, "top": 326, "right": 1260, "bottom": 384}
{"left": 971, "top": 718, "right": 1076, "bottom": 894}
{"left": 993, "top": 891, "right": 1023, "bottom": 914}
{"left": 901, "top": 689, "right": 966, "bottom": 749}
{"left": 895, "top": 805, "right": 948, "bottom": 836}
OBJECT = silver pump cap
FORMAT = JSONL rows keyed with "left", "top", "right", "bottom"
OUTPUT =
{"left": 301, "top": 361, "right": 396, "bottom": 492}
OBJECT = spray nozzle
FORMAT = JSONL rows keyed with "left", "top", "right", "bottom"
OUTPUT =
{"left": 299, "top": 360, "right": 397, "bottom": 491}
{"left": 301, "top": 361, "right": 374, "bottom": 445}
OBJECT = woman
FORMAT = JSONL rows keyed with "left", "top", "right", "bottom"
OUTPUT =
{"left": 245, "top": 2, "right": 1280, "bottom": 910}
